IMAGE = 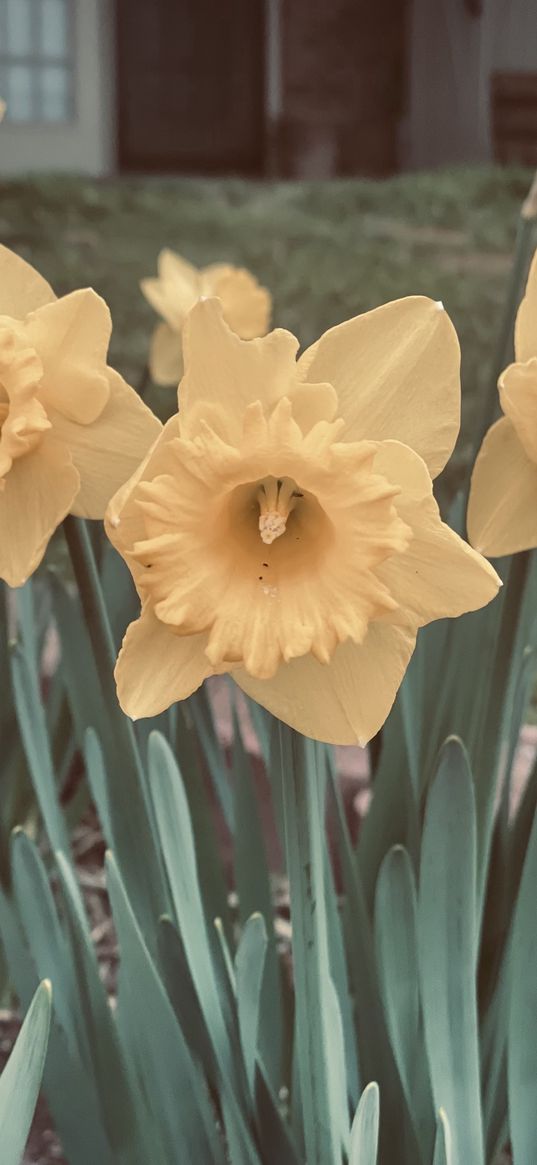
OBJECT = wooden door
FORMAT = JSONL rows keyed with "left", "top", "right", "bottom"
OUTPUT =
{"left": 116, "top": 0, "right": 265, "bottom": 173}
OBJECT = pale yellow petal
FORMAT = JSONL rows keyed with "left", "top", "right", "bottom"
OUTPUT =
{"left": 234, "top": 623, "right": 417, "bottom": 746}
{"left": 149, "top": 322, "right": 184, "bottom": 387}
{"left": 105, "top": 415, "right": 181, "bottom": 587}
{"left": 115, "top": 606, "right": 213, "bottom": 718}
{"left": 158, "top": 248, "right": 199, "bottom": 286}
{"left": 373, "top": 440, "right": 501, "bottom": 624}
{"left": 49, "top": 370, "right": 162, "bottom": 519}
{"left": 0, "top": 436, "right": 79, "bottom": 587}
{"left": 213, "top": 267, "right": 272, "bottom": 339}
{"left": 200, "top": 262, "right": 235, "bottom": 288}
{"left": 0, "top": 245, "right": 55, "bottom": 318}
{"left": 499, "top": 359, "right": 537, "bottom": 462}
{"left": 298, "top": 297, "right": 460, "bottom": 478}
{"left": 515, "top": 248, "right": 537, "bottom": 363}
{"left": 288, "top": 382, "right": 338, "bottom": 433}
{"left": 467, "top": 416, "right": 537, "bottom": 556}
{"left": 141, "top": 249, "right": 200, "bottom": 328}
{"left": 181, "top": 298, "right": 299, "bottom": 440}
{"left": 25, "top": 290, "right": 111, "bottom": 423}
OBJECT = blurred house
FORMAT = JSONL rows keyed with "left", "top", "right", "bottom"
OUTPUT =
{"left": 0, "top": 0, "right": 536, "bottom": 178}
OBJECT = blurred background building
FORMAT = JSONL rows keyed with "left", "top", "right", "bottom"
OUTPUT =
{"left": 0, "top": 0, "right": 536, "bottom": 178}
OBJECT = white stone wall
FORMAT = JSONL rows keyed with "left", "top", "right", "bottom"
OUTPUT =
{"left": 0, "top": 0, "right": 115, "bottom": 176}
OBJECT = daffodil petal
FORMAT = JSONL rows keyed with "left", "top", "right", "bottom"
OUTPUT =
{"left": 467, "top": 416, "right": 537, "bottom": 556}
{"left": 0, "top": 436, "right": 79, "bottom": 587}
{"left": 115, "top": 607, "right": 213, "bottom": 718}
{"left": 515, "top": 249, "right": 537, "bottom": 363}
{"left": 212, "top": 267, "right": 272, "bottom": 339}
{"left": 499, "top": 359, "right": 537, "bottom": 463}
{"left": 297, "top": 296, "right": 460, "bottom": 478}
{"left": 141, "top": 249, "right": 200, "bottom": 328}
{"left": 234, "top": 622, "right": 417, "bottom": 746}
{"left": 26, "top": 290, "right": 112, "bottom": 423}
{"left": 288, "top": 382, "right": 338, "bottom": 433}
{"left": 50, "top": 369, "right": 162, "bottom": 519}
{"left": 373, "top": 440, "right": 501, "bottom": 623}
{"left": 159, "top": 248, "right": 199, "bottom": 285}
{"left": 181, "top": 298, "right": 299, "bottom": 439}
{"left": 149, "top": 322, "right": 184, "bottom": 387}
{"left": 105, "top": 415, "right": 181, "bottom": 588}
{"left": 0, "top": 245, "right": 55, "bottom": 318}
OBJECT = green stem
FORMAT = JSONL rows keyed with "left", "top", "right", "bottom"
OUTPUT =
{"left": 62, "top": 514, "right": 168, "bottom": 931}
{"left": 63, "top": 516, "right": 118, "bottom": 689}
{"left": 278, "top": 724, "right": 340, "bottom": 1165}
{"left": 476, "top": 550, "right": 532, "bottom": 914}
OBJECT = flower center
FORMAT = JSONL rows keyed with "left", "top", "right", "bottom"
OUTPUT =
{"left": 257, "top": 475, "right": 304, "bottom": 544}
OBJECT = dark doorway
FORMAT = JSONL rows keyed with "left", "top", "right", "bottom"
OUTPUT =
{"left": 116, "top": 0, "right": 266, "bottom": 174}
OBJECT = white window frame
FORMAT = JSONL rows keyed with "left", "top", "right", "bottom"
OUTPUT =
{"left": 0, "top": 0, "right": 76, "bottom": 125}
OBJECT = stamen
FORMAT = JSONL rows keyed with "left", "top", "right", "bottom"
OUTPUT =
{"left": 259, "top": 511, "right": 287, "bottom": 544}
{"left": 257, "top": 476, "right": 302, "bottom": 545}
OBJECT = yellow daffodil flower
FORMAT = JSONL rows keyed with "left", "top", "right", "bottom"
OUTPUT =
{"left": 467, "top": 250, "right": 537, "bottom": 556}
{"left": 106, "top": 297, "right": 500, "bottom": 745}
{"left": 140, "top": 249, "right": 271, "bottom": 387}
{"left": 0, "top": 246, "right": 161, "bottom": 588}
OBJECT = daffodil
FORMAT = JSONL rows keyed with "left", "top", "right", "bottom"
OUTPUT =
{"left": 106, "top": 297, "right": 500, "bottom": 745}
{"left": 0, "top": 245, "right": 161, "bottom": 588}
{"left": 467, "top": 250, "right": 537, "bottom": 556}
{"left": 140, "top": 249, "right": 271, "bottom": 386}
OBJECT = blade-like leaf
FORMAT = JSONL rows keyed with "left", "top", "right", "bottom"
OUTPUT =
{"left": 508, "top": 805, "right": 537, "bottom": 1165}
{"left": 0, "top": 980, "right": 52, "bottom": 1165}
{"left": 374, "top": 846, "right": 434, "bottom": 1153}
{"left": 432, "top": 1109, "right": 453, "bottom": 1165}
{"left": 236, "top": 914, "right": 268, "bottom": 1099}
{"left": 349, "top": 1082, "right": 380, "bottom": 1165}
{"left": 107, "top": 851, "right": 227, "bottom": 1164}
{"left": 418, "top": 739, "right": 484, "bottom": 1165}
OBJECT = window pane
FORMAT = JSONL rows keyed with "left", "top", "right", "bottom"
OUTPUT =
{"left": 5, "top": 63, "right": 34, "bottom": 121}
{"left": 40, "top": 0, "right": 69, "bottom": 59}
{"left": 39, "top": 63, "right": 70, "bottom": 121}
{"left": 6, "top": 0, "right": 33, "bottom": 55}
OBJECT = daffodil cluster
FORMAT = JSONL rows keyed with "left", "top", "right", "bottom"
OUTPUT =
{"left": 1, "top": 240, "right": 510, "bottom": 744}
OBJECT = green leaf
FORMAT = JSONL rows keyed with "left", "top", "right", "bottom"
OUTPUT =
{"left": 432, "top": 1109, "right": 453, "bottom": 1165}
{"left": 508, "top": 805, "right": 537, "bottom": 1165}
{"left": 374, "top": 846, "right": 434, "bottom": 1153}
{"left": 277, "top": 726, "right": 345, "bottom": 1165}
{"left": 328, "top": 766, "right": 422, "bottom": 1164}
{"left": 9, "top": 644, "right": 70, "bottom": 855}
{"left": 236, "top": 913, "right": 268, "bottom": 1099}
{"left": 0, "top": 980, "right": 51, "bottom": 1165}
{"left": 147, "top": 732, "right": 240, "bottom": 1091}
{"left": 418, "top": 739, "right": 484, "bottom": 1165}
{"left": 232, "top": 706, "right": 285, "bottom": 1089}
{"left": 349, "top": 1082, "right": 380, "bottom": 1165}
{"left": 54, "top": 851, "right": 150, "bottom": 1165}
{"left": 107, "top": 851, "right": 227, "bottom": 1164}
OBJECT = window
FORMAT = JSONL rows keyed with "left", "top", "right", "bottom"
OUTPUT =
{"left": 0, "top": 0, "right": 74, "bottom": 123}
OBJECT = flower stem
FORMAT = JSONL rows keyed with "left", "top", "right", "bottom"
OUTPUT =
{"left": 62, "top": 514, "right": 167, "bottom": 931}
{"left": 277, "top": 723, "right": 341, "bottom": 1165}
{"left": 63, "top": 516, "right": 118, "bottom": 689}
{"left": 476, "top": 549, "right": 533, "bottom": 912}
